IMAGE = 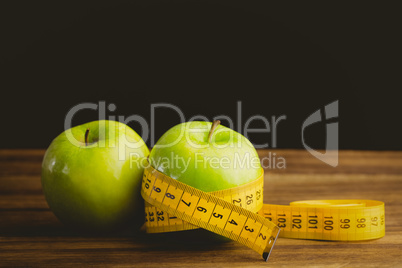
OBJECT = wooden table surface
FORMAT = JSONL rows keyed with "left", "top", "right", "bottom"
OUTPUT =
{"left": 1, "top": 149, "right": 401, "bottom": 267}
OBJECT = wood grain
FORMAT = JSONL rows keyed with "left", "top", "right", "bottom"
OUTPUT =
{"left": 0, "top": 149, "right": 401, "bottom": 267}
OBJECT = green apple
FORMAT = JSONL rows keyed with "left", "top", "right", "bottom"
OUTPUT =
{"left": 41, "top": 120, "right": 149, "bottom": 231}
{"left": 149, "top": 120, "right": 262, "bottom": 240}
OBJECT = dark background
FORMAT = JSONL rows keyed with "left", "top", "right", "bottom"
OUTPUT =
{"left": 1, "top": 1, "right": 400, "bottom": 150}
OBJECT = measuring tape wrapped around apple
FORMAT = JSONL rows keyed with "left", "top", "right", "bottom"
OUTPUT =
{"left": 141, "top": 121, "right": 385, "bottom": 261}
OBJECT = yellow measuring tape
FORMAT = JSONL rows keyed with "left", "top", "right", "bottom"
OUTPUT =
{"left": 141, "top": 164, "right": 385, "bottom": 261}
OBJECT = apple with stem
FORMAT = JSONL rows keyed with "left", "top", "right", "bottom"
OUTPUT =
{"left": 149, "top": 120, "right": 262, "bottom": 240}
{"left": 41, "top": 120, "right": 149, "bottom": 231}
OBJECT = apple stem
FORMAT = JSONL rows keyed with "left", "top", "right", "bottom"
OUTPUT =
{"left": 85, "top": 128, "right": 90, "bottom": 146}
{"left": 208, "top": 120, "right": 221, "bottom": 143}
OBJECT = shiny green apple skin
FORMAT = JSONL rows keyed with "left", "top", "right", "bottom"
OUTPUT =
{"left": 149, "top": 121, "right": 262, "bottom": 191}
{"left": 149, "top": 121, "right": 262, "bottom": 241}
{"left": 41, "top": 120, "right": 149, "bottom": 231}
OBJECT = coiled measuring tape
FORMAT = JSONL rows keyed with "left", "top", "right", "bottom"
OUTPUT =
{"left": 141, "top": 164, "right": 385, "bottom": 261}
